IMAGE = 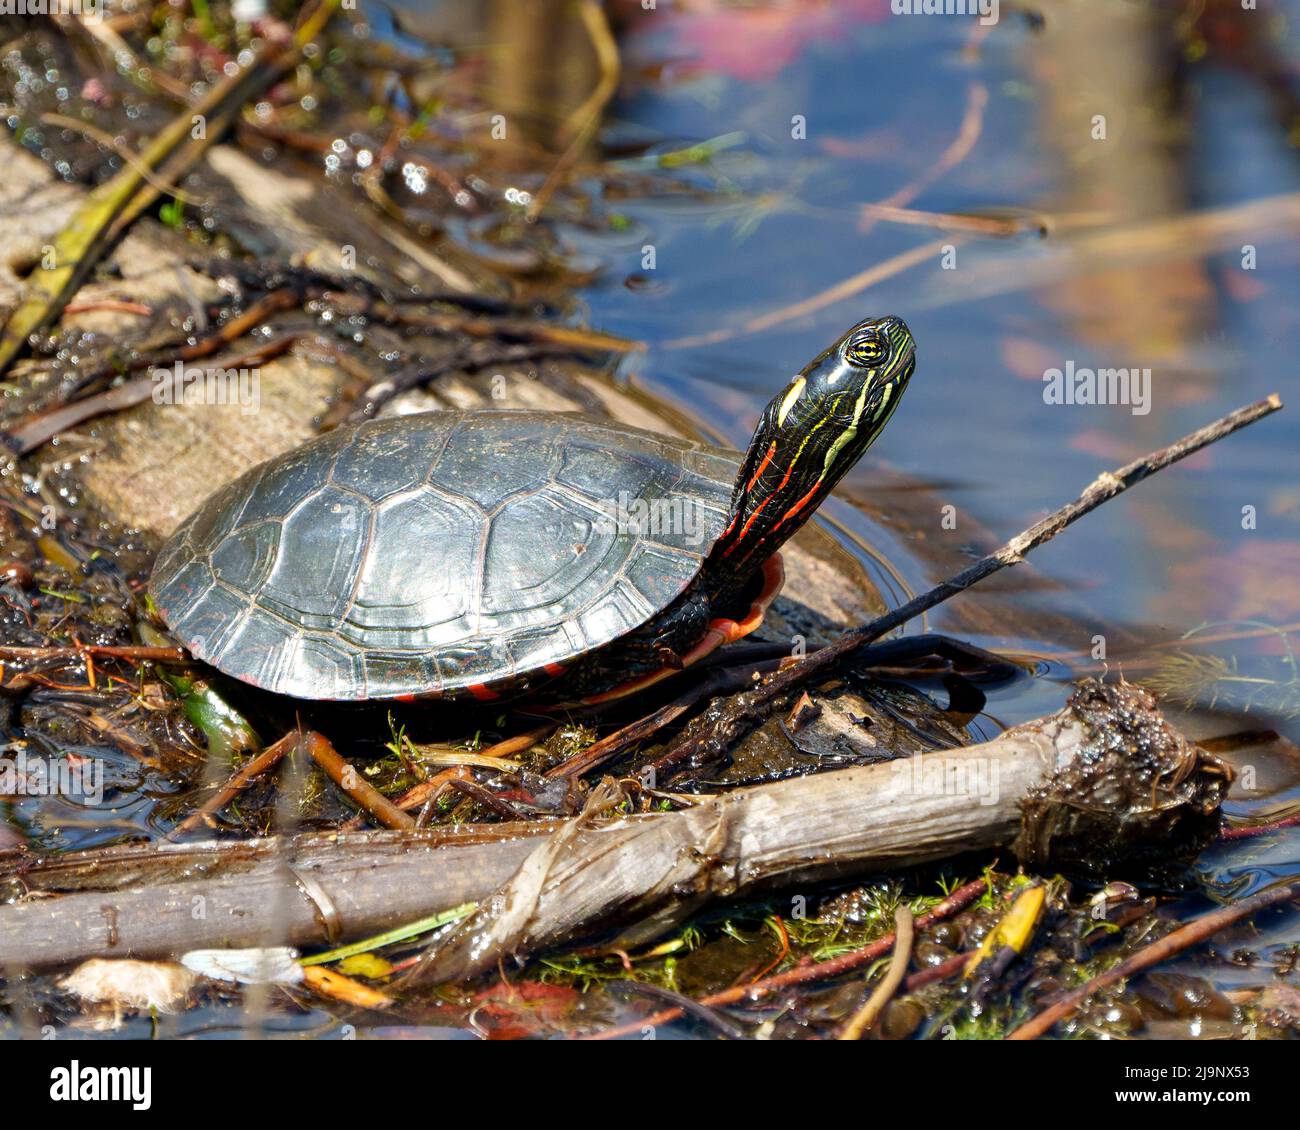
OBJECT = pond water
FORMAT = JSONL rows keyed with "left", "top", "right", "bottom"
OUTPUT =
{"left": 498, "top": 0, "right": 1300, "bottom": 984}
{"left": 556, "top": 0, "right": 1300, "bottom": 843}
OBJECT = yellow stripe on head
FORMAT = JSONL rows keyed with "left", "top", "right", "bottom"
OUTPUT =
{"left": 776, "top": 377, "right": 806, "bottom": 426}
{"left": 822, "top": 379, "right": 872, "bottom": 475}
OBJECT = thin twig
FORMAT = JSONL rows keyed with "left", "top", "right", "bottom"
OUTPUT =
{"left": 386, "top": 725, "right": 557, "bottom": 814}
{"left": 606, "top": 981, "right": 747, "bottom": 1040}
{"left": 838, "top": 906, "right": 914, "bottom": 1040}
{"left": 0, "top": 645, "right": 186, "bottom": 662}
{"left": 334, "top": 341, "right": 578, "bottom": 426}
{"left": 526, "top": 0, "right": 621, "bottom": 222}
{"left": 3, "top": 283, "right": 305, "bottom": 456}
{"left": 303, "top": 731, "right": 415, "bottom": 831}
{"left": 63, "top": 299, "right": 154, "bottom": 316}
{"left": 858, "top": 83, "right": 989, "bottom": 236}
{"left": 1219, "top": 810, "right": 1300, "bottom": 842}
{"left": 545, "top": 665, "right": 765, "bottom": 780}
{"left": 856, "top": 203, "right": 1047, "bottom": 237}
{"left": 4, "top": 333, "right": 298, "bottom": 456}
{"left": 663, "top": 238, "right": 952, "bottom": 350}
{"left": 649, "top": 395, "right": 1283, "bottom": 780}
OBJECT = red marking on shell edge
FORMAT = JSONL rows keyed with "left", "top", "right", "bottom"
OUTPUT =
{"left": 467, "top": 683, "right": 500, "bottom": 702}
{"left": 394, "top": 693, "right": 417, "bottom": 703}
{"left": 543, "top": 662, "right": 568, "bottom": 677}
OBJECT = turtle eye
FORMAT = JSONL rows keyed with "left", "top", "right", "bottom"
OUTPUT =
{"left": 846, "top": 336, "right": 885, "bottom": 367}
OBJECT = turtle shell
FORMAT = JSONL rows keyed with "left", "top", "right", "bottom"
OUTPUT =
{"left": 150, "top": 410, "right": 741, "bottom": 700}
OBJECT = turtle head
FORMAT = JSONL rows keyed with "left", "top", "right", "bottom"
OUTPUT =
{"left": 707, "top": 315, "right": 915, "bottom": 584}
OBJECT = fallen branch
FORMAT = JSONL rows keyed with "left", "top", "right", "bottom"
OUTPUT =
{"left": 650, "top": 395, "right": 1282, "bottom": 780}
{"left": 413, "top": 680, "right": 1229, "bottom": 983}
{"left": 0, "top": 682, "right": 1228, "bottom": 973}
{"left": 0, "top": 824, "right": 555, "bottom": 970}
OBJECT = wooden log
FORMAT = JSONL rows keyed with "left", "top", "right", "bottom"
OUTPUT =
{"left": 0, "top": 681, "right": 1230, "bottom": 976}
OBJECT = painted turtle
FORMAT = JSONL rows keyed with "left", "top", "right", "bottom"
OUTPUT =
{"left": 150, "top": 315, "right": 916, "bottom": 703}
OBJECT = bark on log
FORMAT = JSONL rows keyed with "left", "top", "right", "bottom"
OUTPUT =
{"left": 0, "top": 681, "right": 1230, "bottom": 976}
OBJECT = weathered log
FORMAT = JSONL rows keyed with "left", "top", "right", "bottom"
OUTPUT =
{"left": 0, "top": 681, "right": 1229, "bottom": 975}
{"left": 0, "top": 824, "right": 552, "bottom": 971}
{"left": 414, "top": 679, "right": 1231, "bottom": 981}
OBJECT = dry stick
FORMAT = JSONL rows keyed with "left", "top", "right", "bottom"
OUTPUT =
{"left": 3, "top": 332, "right": 299, "bottom": 456}
{"left": 302, "top": 731, "right": 415, "bottom": 831}
{"left": 169, "top": 731, "right": 300, "bottom": 840}
{"left": 5, "top": 286, "right": 304, "bottom": 455}
{"left": 340, "top": 725, "right": 558, "bottom": 829}
{"left": 1220, "top": 811, "right": 1300, "bottom": 842}
{"left": 337, "top": 341, "right": 578, "bottom": 426}
{"left": 344, "top": 725, "right": 563, "bottom": 830}
{"left": 443, "top": 777, "right": 524, "bottom": 821}
{"left": 606, "top": 981, "right": 748, "bottom": 1040}
{"left": 903, "top": 950, "right": 968, "bottom": 993}
{"left": 479, "top": 723, "right": 559, "bottom": 760}
{"left": 650, "top": 395, "right": 1284, "bottom": 781}
{"left": 63, "top": 299, "right": 154, "bottom": 316}
{"left": 839, "top": 906, "right": 915, "bottom": 1040}
{"left": 858, "top": 82, "right": 989, "bottom": 237}
{"left": 0, "top": 645, "right": 186, "bottom": 662}
{"left": 1006, "top": 878, "right": 1300, "bottom": 1040}
{"left": 332, "top": 295, "right": 638, "bottom": 352}
{"left": 584, "top": 878, "right": 987, "bottom": 1041}
{"left": 334, "top": 722, "right": 561, "bottom": 827}
{"left": 663, "top": 238, "right": 953, "bottom": 350}
{"left": 856, "top": 203, "right": 1047, "bottom": 237}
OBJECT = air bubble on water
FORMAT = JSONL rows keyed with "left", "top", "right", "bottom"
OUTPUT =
{"left": 401, "top": 162, "right": 428, "bottom": 194}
